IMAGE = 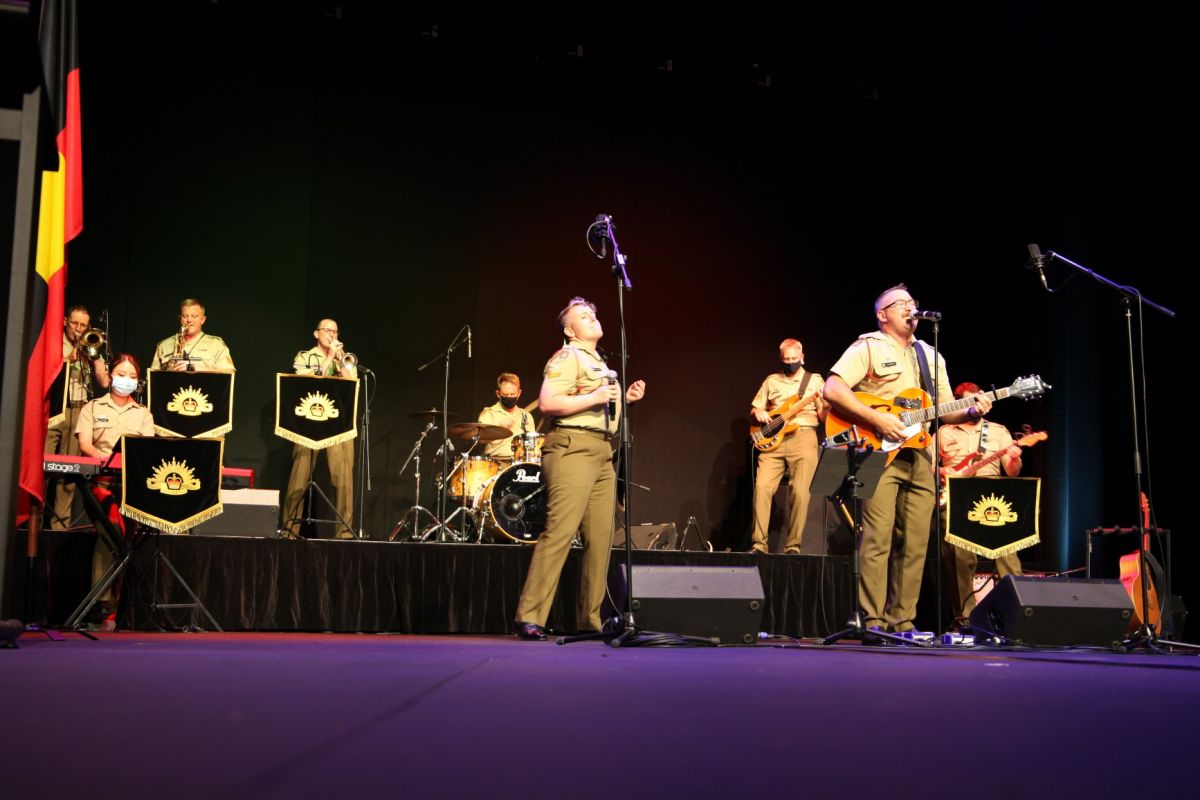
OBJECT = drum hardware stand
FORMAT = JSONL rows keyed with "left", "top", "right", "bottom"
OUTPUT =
{"left": 1027, "top": 248, "right": 1194, "bottom": 652}
{"left": 389, "top": 421, "right": 440, "bottom": 541}
{"left": 423, "top": 436, "right": 482, "bottom": 542}
{"left": 814, "top": 437, "right": 912, "bottom": 646}
{"left": 415, "top": 324, "right": 470, "bottom": 543}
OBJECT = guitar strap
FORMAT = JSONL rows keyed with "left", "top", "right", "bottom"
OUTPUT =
{"left": 911, "top": 341, "right": 941, "bottom": 457}
{"left": 797, "top": 370, "right": 814, "bottom": 402}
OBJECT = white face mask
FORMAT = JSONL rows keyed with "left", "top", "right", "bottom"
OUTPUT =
{"left": 111, "top": 376, "right": 138, "bottom": 397}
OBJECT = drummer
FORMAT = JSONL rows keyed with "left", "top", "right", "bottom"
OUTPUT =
{"left": 477, "top": 372, "right": 535, "bottom": 463}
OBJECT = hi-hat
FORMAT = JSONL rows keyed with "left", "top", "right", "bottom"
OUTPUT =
{"left": 409, "top": 408, "right": 458, "bottom": 422}
{"left": 447, "top": 422, "right": 512, "bottom": 442}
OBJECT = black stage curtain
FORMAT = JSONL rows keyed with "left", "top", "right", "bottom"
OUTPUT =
{"left": 12, "top": 533, "right": 852, "bottom": 638}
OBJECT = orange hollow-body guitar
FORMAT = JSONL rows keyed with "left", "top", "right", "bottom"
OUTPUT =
{"left": 825, "top": 376, "right": 1049, "bottom": 465}
{"left": 749, "top": 391, "right": 821, "bottom": 453}
{"left": 1119, "top": 493, "right": 1165, "bottom": 633}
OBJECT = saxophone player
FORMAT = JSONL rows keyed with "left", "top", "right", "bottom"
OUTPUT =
{"left": 150, "top": 298, "right": 235, "bottom": 372}
{"left": 44, "top": 305, "right": 111, "bottom": 529}
{"left": 282, "top": 319, "right": 357, "bottom": 539}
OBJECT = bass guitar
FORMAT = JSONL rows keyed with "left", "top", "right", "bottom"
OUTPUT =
{"left": 825, "top": 375, "right": 1049, "bottom": 465}
{"left": 749, "top": 391, "right": 821, "bottom": 453}
{"left": 938, "top": 430, "right": 1047, "bottom": 507}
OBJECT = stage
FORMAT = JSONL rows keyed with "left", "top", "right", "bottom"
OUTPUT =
{"left": 14, "top": 531, "right": 853, "bottom": 638}
{"left": 4, "top": 630, "right": 1198, "bottom": 800}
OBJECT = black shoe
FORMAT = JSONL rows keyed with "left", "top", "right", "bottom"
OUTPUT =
{"left": 515, "top": 622, "right": 547, "bottom": 641}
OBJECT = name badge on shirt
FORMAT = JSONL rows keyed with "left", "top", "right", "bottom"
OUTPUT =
{"left": 95, "top": 415, "right": 111, "bottom": 424}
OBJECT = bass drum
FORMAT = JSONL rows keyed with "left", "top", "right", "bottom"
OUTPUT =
{"left": 474, "top": 462, "right": 547, "bottom": 544}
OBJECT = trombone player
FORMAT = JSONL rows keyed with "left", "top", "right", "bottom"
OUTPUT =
{"left": 45, "top": 305, "right": 110, "bottom": 529}
{"left": 282, "top": 319, "right": 358, "bottom": 539}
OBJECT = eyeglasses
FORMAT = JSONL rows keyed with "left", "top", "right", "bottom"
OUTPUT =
{"left": 881, "top": 298, "right": 919, "bottom": 312}
{"left": 319, "top": 328, "right": 340, "bottom": 335}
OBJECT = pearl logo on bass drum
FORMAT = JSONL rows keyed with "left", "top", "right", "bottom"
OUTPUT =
{"left": 512, "top": 468, "right": 541, "bottom": 484}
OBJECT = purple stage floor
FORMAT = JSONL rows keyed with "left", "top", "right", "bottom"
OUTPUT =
{"left": 4, "top": 632, "right": 1198, "bottom": 799}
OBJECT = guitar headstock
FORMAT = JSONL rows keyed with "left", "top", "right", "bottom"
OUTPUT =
{"left": 1009, "top": 375, "right": 1050, "bottom": 400}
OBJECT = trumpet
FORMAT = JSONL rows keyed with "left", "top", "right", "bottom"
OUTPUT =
{"left": 79, "top": 328, "right": 106, "bottom": 359}
{"left": 331, "top": 340, "right": 357, "bottom": 372}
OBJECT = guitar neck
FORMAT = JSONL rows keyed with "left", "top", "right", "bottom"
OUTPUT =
{"left": 903, "top": 387, "right": 1011, "bottom": 426}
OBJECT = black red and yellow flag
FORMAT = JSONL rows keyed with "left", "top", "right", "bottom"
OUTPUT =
{"left": 18, "top": 0, "right": 83, "bottom": 519}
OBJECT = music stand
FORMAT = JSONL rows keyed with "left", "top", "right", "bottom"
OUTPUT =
{"left": 812, "top": 441, "right": 911, "bottom": 646}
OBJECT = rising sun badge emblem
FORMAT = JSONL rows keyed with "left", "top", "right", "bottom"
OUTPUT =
{"left": 146, "top": 458, "right": 201, "bottom": 496}
{"left": 295, "top": 391, "right": 339, "bottom": 421}
{"left": 167, "top": 386, "right": 214, "bottom": 417}
{"left": 967, "top": 493, "right": 1019, "bottom": 527}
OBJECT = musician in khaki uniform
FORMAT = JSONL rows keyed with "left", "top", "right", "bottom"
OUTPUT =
{"left": 514, "top": 297, "right": 646, "bottom": 640}
{"left": 824, "top": 284, "right": 992, "bottom": 633}
{"left": 74, "top": 354, "right": 155, "bottom": 629}
{"left": 749, "top": 338, "right": 829, "bottom": 554}
{"left": 45, "top": 305, "right": 110, "bottom": 528}
{"left": 282, "top": 319, "right": 357, "bottom": 539}
{"left": 150, "top": 298, "right": 235, "bottom": 372}
{"left": 939, "top": 381, "right": 1023, "bottom": 627}
{"left": 478, "top": 373, "right": 535, "bottom": 462}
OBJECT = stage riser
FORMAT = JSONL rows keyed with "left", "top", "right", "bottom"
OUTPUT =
{"left": 10, "top": 532, "right": 852, "bottom": 638}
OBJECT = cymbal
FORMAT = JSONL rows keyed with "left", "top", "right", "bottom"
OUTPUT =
{"left": 447, "top": 422, "right": 512, "bottom": 442}
{"left": 409, "top": 408, "right": 458, "bottom": 422}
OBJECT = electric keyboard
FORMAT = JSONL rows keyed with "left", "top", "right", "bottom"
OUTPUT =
{"left": 43, "top": 453, "right": 255, "bottom": 488}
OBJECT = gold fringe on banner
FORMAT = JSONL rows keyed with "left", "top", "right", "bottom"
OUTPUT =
{"left": 273, "top": 426, "right": 357, "bottom": 451}
{"left": 121, "top": 502, "right": 224, "bottom": 535}
{"left": 153, "top": 421, "right": 233, "bottom": 439}
{"left": 944, "top": 531, "right": 1040, "bottom": 560}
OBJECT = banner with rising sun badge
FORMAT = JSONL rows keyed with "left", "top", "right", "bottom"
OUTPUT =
{"left": 147, "top": 369, "right": 235, "bottom": 438}
{"left": 274, "top": 374, "right": 359, "bottom": 450}
{"left": 120, "top": 435, "right": 223, "bottom": 534}
{"left": 945, "top": 476, "right": 1041, "bottom": 560}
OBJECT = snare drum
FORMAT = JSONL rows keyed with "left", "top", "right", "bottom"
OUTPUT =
{"left": 474, "top": 462, "right": 547, "bottom": 543}
{"left": 511, "top": 432, "right": 545, "bottom": 464}
{"left": 447, "top": 456, "right": 500, "bottom": 500}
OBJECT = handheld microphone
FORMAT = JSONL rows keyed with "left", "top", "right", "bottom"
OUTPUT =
{"left": 1027, "top": 243, "right": 1050, "bottom": 291}
{"left": 605, "top": 369, "right": 618, "bottom": 417}
{"left": 909, "top": 309, "right": 943, "bottom": 321}
{"left": 467, "top": 325, "right": 472, "bottom": 358}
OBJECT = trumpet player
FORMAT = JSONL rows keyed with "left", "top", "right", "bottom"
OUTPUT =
{"left": 150, "top": 298, "right": 235, "bottom": 372}
{"left": 44, "top": 305, "right": 111, "bottom": 529}
{"left": 283, "top": 319, "right": 357, "bottom": 539}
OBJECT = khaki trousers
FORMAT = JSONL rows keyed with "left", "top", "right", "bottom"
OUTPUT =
{"left": 751, "top": 427, "right": 818, "bottom": 553}
{"left": 44, "top": 404, "right": 84, "bottom": 529}
{"left": 859, "top": 449, "right": 937, "bottom": 631}
{"left": 283, "top": 439, "right": 355, "bottom": 536}
{"left": 515, "top": 429, "right": 614, "bottom": 631}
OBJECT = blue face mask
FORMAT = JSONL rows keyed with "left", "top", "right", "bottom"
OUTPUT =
{"left": 112, "top": 376, "right": 138, "bottom": 397}
{"left": 782, "top": 362, "right": 802, "bottom": 376}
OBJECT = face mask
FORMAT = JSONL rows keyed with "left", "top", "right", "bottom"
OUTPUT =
{"left": 112, "top": 376, "right": 138, "bottom": 397}
{"left": 782, "top": 362, "right": 802, "bottom": 375}
{"left": 499, "top": 396, "right": 519, "bottom": 409}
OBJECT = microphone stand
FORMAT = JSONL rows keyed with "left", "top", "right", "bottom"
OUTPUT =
{"left": 1034, "top": 250, "right": 1191, "bottom": 652}
{"left": 355, "top": 364, "right": 374, "bottom": 539}
{"left": 416, "top": 326, "right": 469, "bottom": 543}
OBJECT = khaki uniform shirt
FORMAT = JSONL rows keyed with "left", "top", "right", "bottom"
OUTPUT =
{"left": 543, "top": 340, "right": 621, "bottom": 436}
{"left": 292, "top": 345, "right": 358, "bottom": 379}
{"left": 75, "top": 393, "right": 156, "bottom": 456}
{"left": 151, "top": 332, "right": 235, "bottom": 372}
{"left": 940, "top": 420, "right": 1014, "bottom": 477}
{"left": 829, "top": 330, "right": 953, "bottom": 407}
{"left": 478, "top": 402, "right": 534, "bottom": 459}
{"left": 751, "top": 370, "right": 825, "bottom": 428}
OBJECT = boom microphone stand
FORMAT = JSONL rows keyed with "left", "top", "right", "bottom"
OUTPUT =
{"left": 1028, "top": 246, "right": 1193, "bottom": 652}
{"left": 416, "top": 325, "right": 470, "bottom": 543}
{"left": 355, "top": 364, "right": 375, "bottom": 539}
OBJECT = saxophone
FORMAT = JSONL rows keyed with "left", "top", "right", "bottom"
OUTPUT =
{"left": 173, "top": 325, "right": 186, "bottom": 362}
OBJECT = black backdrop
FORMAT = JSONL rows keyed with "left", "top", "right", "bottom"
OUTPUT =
{"left": 17, "top": 3, "right": 1193, "bottom": 609}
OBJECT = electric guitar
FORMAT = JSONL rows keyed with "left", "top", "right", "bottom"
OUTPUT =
{"left": 825, "top": 375, "right": 1049, "bottom": 465}
{"left": 750, "top": 391, "right": 822, "bottom": 452}
{"left": 938, "top": 430, "right": 1047, "bottom": 507}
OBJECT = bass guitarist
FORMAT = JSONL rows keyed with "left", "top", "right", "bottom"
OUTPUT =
{"left": 748, "top": 338, "right": 828, "bottom": 555}
{"left": 823, "top": 285, "right": 990, "bottom": 634}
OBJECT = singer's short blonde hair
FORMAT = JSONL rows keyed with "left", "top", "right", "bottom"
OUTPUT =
{"left": 497, "top": 372, "right": 520, "bottom": 389}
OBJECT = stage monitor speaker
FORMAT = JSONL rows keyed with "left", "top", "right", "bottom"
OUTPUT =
{"left": 613, "top": 522, "right": 678, "bottom": 550}
{"left": 609, "top": 565, "right": 764, "bottom": 645}
{"left": 969, "top": 576, "right": 1133, "bottom": 647}
{"left": 192, "top": 489, "right": 279, "bottom": 538}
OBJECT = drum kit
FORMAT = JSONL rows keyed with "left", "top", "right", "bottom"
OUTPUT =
{"left": 389, "top": 409, "right": 548, "bottom": 544}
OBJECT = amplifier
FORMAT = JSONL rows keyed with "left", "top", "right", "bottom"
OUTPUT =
{"left": 192, "top": 489, "right": 279, "bottom": 538}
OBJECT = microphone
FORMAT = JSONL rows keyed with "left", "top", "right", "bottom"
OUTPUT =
{"left": 588, "top": 214, "right": 612, "bottom": 257}
{"left": 605, "top": 369, "right": 618, "bottom": 418}
{"left": 1027, "top": 243, "right": 1050, "bottom": 291}
{"left": 467, "top": 325, "right": 472, "bottom": 358}
{"left": 909, "top": 309, "right": 943, "bottom": 321}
